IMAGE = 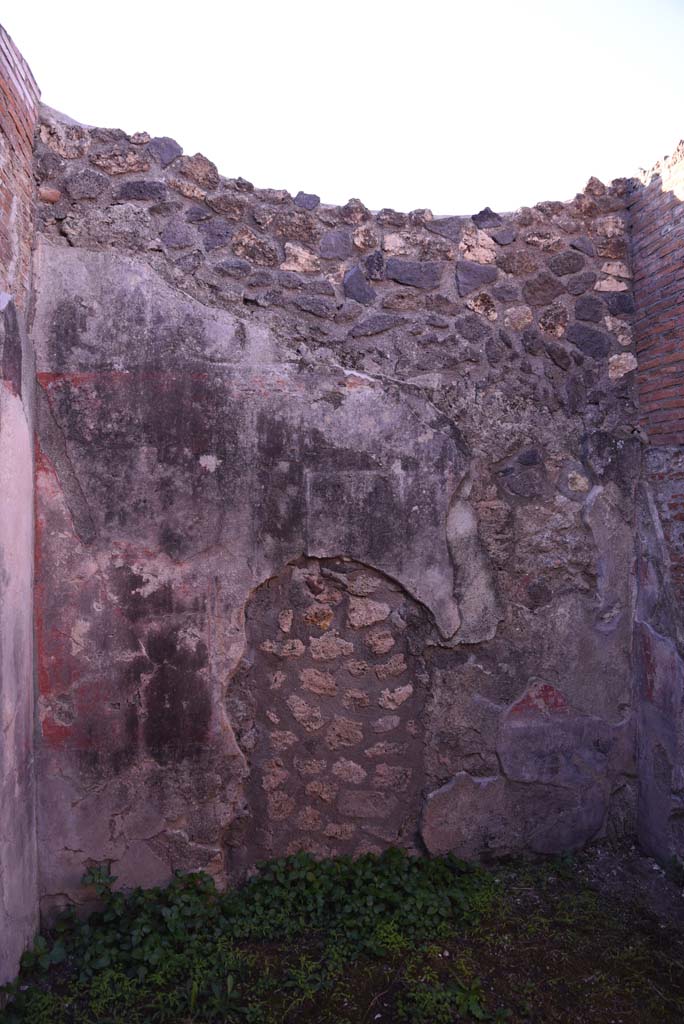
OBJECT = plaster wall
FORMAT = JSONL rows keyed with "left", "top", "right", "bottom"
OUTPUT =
{"left": 0, "top": 25, "right": 39, "bottom": 985}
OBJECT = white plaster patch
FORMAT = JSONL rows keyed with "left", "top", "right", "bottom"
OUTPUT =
{"left": 567, "top": 471, "right": 590, "bottom": 493}
{"left": 281, "top": 242, "right": 320, "bottom": 273}
{"left": 595, "top": 215, "right": 625, "bottom": 238}
{"left": 459, "top": 226, "right": 497, "bottom": 264}
{"left": 608, "top": 353, "right": 638, "bottom": 380}
{"left": 382, "top": 232, "right": 411, "bottom": 255}
{"left": 604, "top": 315, "right": 633, "bottom": 347}
{"left": 601, "top": 260, "right": 631, "bottom": 279}
{"left": 199, "top": 453, "right": 222, "bottom": 472}
{"left": 70, "top": 618, "right": 90, "bottom": 653}
{"left": 595, "top": 277, "right": 629, "bottom": 292}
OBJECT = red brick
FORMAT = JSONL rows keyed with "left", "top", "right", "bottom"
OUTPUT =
{"left": 0, "top": 26, "right": 40, "bottom": 309}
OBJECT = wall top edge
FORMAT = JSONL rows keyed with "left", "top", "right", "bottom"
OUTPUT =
{"left": 0, "top": 24, "right": 40, "bottom": 105}
{"left": 637, "top": 140, "right": 684, "bottom": 188}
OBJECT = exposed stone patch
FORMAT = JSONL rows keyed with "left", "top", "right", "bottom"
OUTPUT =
{"left": 228, "top": 559, "right": 428, "bottom": 871}
{"left": 347, "top": 597, "right": 391, "bottom": 629}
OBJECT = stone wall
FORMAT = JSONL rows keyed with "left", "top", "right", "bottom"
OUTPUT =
{"left": 29, "top": 107, "right": 642, "bottom": 909}
{"left": 5, "top": 21, "right": 684, "bottom": 951}
{"left": 630, "top": 148, "right": 684, "bottom": 863}
{"left": 0, "top": 26, "right": 39, "bottom": 985}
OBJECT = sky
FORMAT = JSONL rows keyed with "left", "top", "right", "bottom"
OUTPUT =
{"left": 4, "top": 0, "right": 684, "bottom": 215}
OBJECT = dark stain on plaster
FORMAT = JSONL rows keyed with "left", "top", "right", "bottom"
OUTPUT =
{"left": 143, "top": 630, "right": 211, "bottom": 765}
{"left": 111, "top": 565, "right": 174, "bottom": 622}
{"left": 0, "top": 299, "right": 23, "bottom": 395}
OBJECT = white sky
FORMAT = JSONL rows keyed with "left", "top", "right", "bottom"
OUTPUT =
{"left": 4, "top": 0, "right": 684, "bottom": 215}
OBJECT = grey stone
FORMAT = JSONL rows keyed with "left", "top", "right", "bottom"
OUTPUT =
{"left": 497, "top": 683, "right": 612, "bottom": 788}
{"left": 472, "top": 206, "right": 503, "bottom": 228}
{"left": 215, "top": 257, "right": 252, "bottom": 278}
{"left": 294, "top": 191, "right": 320, "bottom": 210}
{"left": 486, "top": 336, "right": 505, "bottom": 363}
{"left": 581, "top": 431, "right": 640, "bottom": 491}
{"left": 575, "top": 295, "right": 604, "bottom": 322}
{"left": 116, "top": 180, "right": 167, "bottom": 202}
{"left": 421, "top": 771, "right": 608, "bottom": 860}
{"left": 320, "top": 229, "right": 353, "bottom": 259}
{"left": 276, "top": 271, "right": 304, "bottom": 290}
{"left": 160, "top": 219, "right": 195, "bottom": 248}
{"left": 64, "top": 168, "right": 110, "bottom": 200}
{"left": 571, "top": 236, "right": 596, "bottom": 256}
{"left": 247, "top": 270, "right": 272, "bottom": 288}
{"left": 421, "top": 774, "right": 513, "bottom": 859}
{"left": 545, "top": 340, "right": 572, "bottom": 370}
{"left": 548, "top": 251, "right": 586, "bottom": 277}
{"left": 349, "top": 313, "right": 404, "bottom": 337}
{"left": 198, "top": 217, "right": 234, "bottom": 251}
{"left": 489, "top": 224, "right": 518, "bottom": 246}
{"left": 527, "top": 580, "right": 552, "bottom": 607}
{"left": 604, "top": 292, "right": 635, "bottom": 315}
{"left": 522, "top": 329, "right": 544, "bottom": 355}
{"left": 186, "top": 204, "right": 213, "bottom": 222}
{"left": 425, "top": 216, "right": 464, "bottom": 242}
{"left": 566, "top": 323, "right": 611, "bottom": 359}
{"left": 455, "top": 260, "right": 498, "bottom": 297}
{"left": 365, "top": 251, "right": 385, "bottom": 280}
{"left": 385, "top": 258, "right": 443, "bottom": 290}
{"left": 377, "top": 208, "right": 407, "bottom": 227}
{"left": 294, "top": 295, "right": 337, "bottom": 318}
{"left": 147, "top": 136, "right": 182, "bottom": 167}
{"left": 307, "top": 278, "right": 335, "bottom": 296}
{"left": 174, "top": 252, "right": 202, "bottom": 274}
{"left": 566, "top": 271, "right": 598, "bottom": 295}
{"left": 492, "top": 281, "right": 520, "bottom": 302}
{"left": 522, "top": 271, "right": 565, "bottom": 306}
{"left": 455, "top": 312, "right": 492, "bottom": 344}
{"left": 341, "top": 198, "right": 370, "bottom": 223}
{"left": 343, "top": 266, "right": 376, "bottom": 305}
{"left": 497, "top": 450, "right": 549, "bottom": 498}
{"left": 497, "top": 249, "right": 539, "bottom": 275}
{"left": 518, "top": 448, "right": 542, "bottom": 466}
{"left": 426, "top": 313, "right": 449, "bottom": 329}
{"left": 91, "top": 127, "right": 128, "bottom": 144}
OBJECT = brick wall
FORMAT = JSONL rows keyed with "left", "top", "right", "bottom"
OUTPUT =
{"left": 630, "top": 144, "right": 684, "bottom": 445}
{"left": 630, "top": 145, "right": 684, "bottom": 864}
{"left": 0, "top": 24, "right": 40, "bottom": 307}
{"left": 630, "top": 147, "right": 684, "bottom": 604}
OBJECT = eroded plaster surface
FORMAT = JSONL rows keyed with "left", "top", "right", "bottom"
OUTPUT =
{"left": 0, "top": 299, "right": 37, "bottom": 978}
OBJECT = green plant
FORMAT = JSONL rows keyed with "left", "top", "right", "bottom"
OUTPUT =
{"left": 2, "top": 846, "right": 683, "bottom": 1023}
{"left": 397, "top": 975, "right": 491, "bottom": 1023}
